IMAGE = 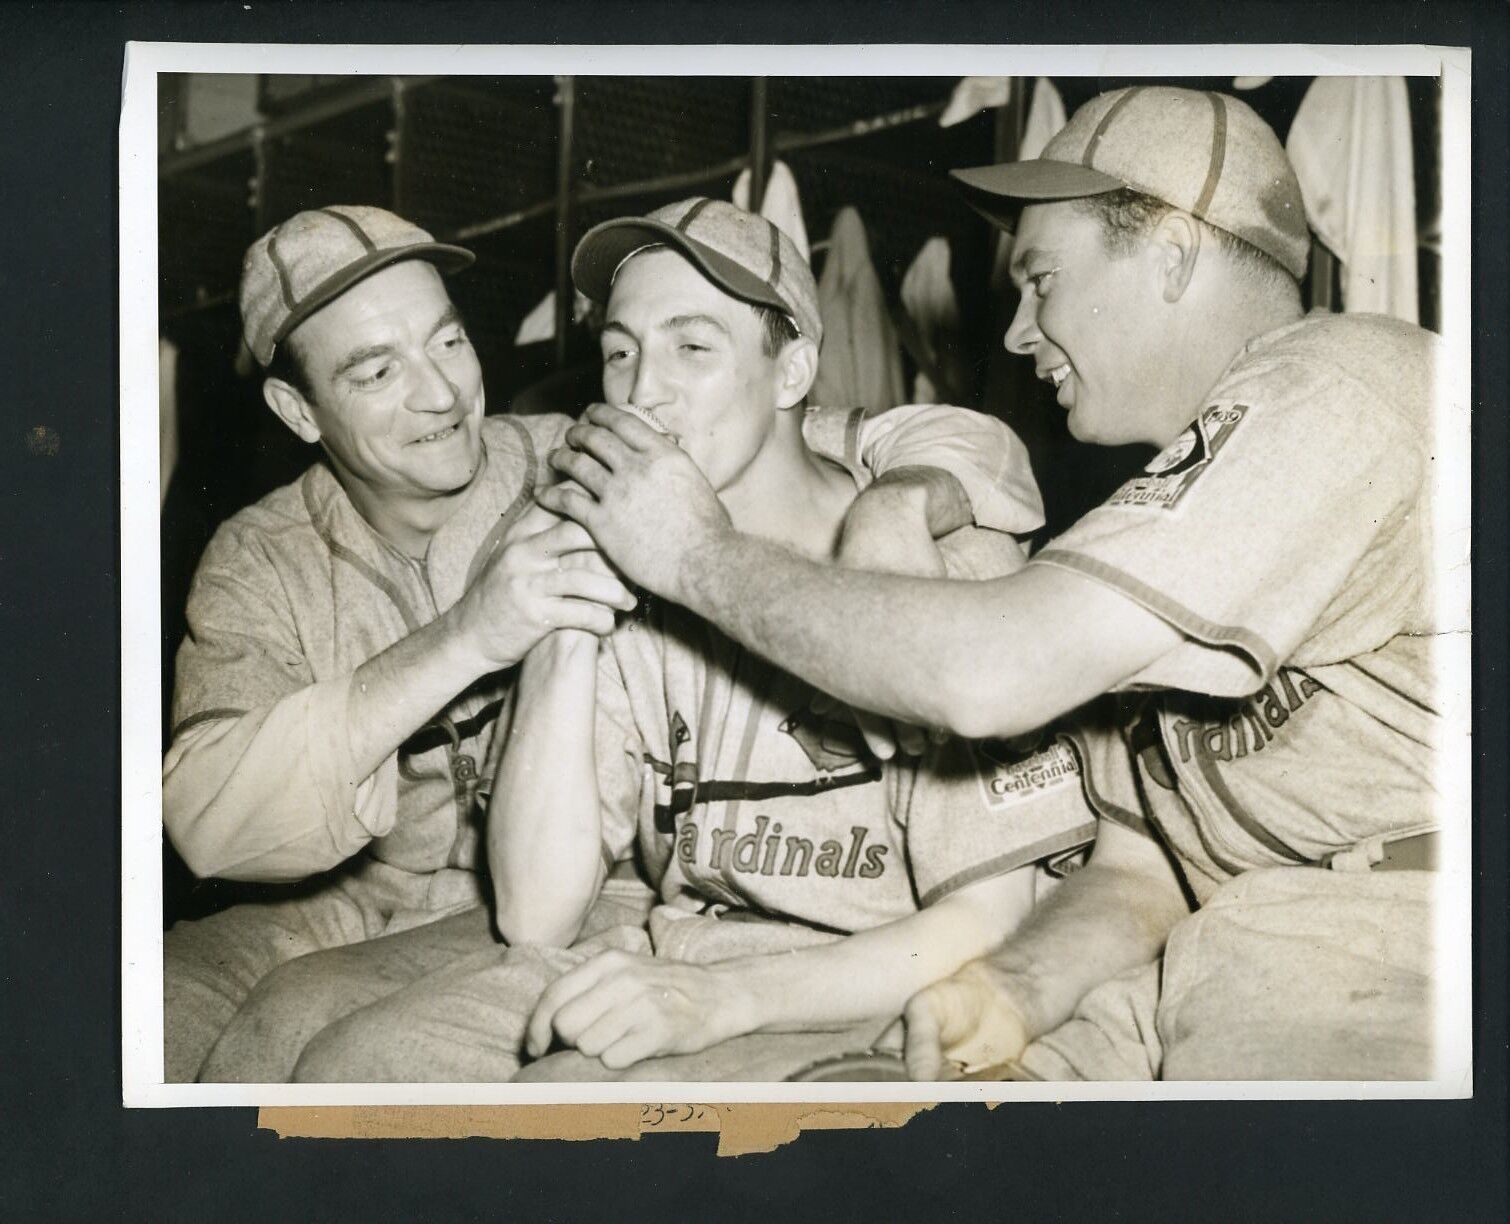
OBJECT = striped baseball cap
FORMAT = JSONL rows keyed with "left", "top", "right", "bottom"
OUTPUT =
{"left": 239, "top": 205, "right": 474, "bottom": 366}
{"left": 951, "top": 86, "right": 1310, "bottom": 280}
{"left": 571, "top": 197, "right": 822, "bottom": 346}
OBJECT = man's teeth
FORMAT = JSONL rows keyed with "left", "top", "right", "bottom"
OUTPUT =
{"left": 416, "top": 424, "right": 458, "bottom": 442}
{"left": 1047, "top": 364, "right": 1070, "bottom": 388}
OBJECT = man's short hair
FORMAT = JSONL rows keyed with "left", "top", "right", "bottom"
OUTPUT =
{"left": 1072, "top": 188, "right": 1300, "bottom": 292}
{"left": 265, "top": 333, "right": 313, "bottom": 400}
{"left": 754, "top": 304, "right": 800, "bottom": 358}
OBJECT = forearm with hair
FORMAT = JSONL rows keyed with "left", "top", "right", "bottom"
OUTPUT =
{"left": 675, "top": 531, "right": 1153, "bottom": 740}
{"left": 343, "top": 607, "right": 494, "bottom": 781}
{"left": 980, "top": 827, "right": 1190, "bottom": 1041}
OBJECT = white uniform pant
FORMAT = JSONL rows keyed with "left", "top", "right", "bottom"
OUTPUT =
{"left": 1018, "top": 866, "right": 1436, "bottom": 1081}
{"left": 164, "top": 857, "right": 486, "bottom": 1082}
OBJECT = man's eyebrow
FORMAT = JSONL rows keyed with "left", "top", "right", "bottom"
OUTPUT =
{"left": 661, "top": 313, "right": 729, "bottom": 335}
{"left": 331, "top": 306, "right": 464, "bottom": 378}
{"left": 426, "top": 305, "right": 464, "bottom": 339}
{"left": 601, "top": 320, "right": 634, "bottom": 340}
{"left": 332, "top": 343, "right": 395, "bottom": 379}
{"left": 1007, "top": 244, "right": 1042, "bottom": 284}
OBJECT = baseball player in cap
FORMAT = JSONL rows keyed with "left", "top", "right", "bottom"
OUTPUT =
{"left": 244, "top": 197, "right": 1083, "bottom": 1084}
{"left": 540, "top": 87, "right": 1444, "bottom": 1081}
{"left": 165, "top": 203, "right": 1055, "bottom": 1082}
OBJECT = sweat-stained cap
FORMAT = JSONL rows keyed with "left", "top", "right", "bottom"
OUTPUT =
{"left": 951, "top": 86, "right": 1310, "bottom": 280}
{"left": 571, "top": 197, "right": 822, "bottom": 346}
{"left": 239, "top": 205, "right": 475, "bottom": 366}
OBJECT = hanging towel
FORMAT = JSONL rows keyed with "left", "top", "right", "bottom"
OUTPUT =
{"left": 939, "top": 77, "right": 1011, "bottom": 127}
{"left": 732, "top": 158, "right": 811, "bottom": 261}
{"left": 810, "top": 207, "right": 907, "bottom": 412}
{"left": 898, "top": 237, "right": 966, "bottom": 404}
{"left": 939, "top": 77, "right": 1064, "bottom": 155}
{"left": 1019, "top": 77, "right": 1067, "bottom": 160}
{"left": 1286, "top": 76, "right": 1418, "bottom": 322}
{"left": 160, "top": 336, "right": 179, "bottom": 509}
{"left": 514, "top": 290, "right": 557, "bottom": 346}
{"left": 514, "top": 289, "right": 594, "bottom": 346}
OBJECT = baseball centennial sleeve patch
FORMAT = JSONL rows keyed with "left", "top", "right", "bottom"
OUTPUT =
{"left": 1107, "top": 402, "right": 1250, "bottom": 510}
{"left": 970, "top": 734, "right": 1082, "bottom": 811}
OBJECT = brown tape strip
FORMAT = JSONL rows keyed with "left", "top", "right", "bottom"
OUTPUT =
{"left": 258, "top": 1101, "right": 937, "bottom": 1157}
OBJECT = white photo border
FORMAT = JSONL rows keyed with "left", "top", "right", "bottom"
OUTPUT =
{"left": 122, "top": 41, "right": 1474, "bottom": 1107}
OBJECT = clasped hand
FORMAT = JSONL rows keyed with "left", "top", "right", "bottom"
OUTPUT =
{"left": 525, "top": 949, "right": 750, "bottom": 1070}
{"left": 448, "top": 499, "right": 636, "bottom": 672}
{"left": 536, "top": 403, "right": 733, "bottom": 599}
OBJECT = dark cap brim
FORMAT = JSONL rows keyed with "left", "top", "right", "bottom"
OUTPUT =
{"left": 572, "top": 218, "right": 792, "bottom": 323}
{"left": 949, "top": 161, "right": 1129, "bottom": 234}
{"left": 951, "top": 160, "right": 1128, "bottom": 202}
{"left": 271, "top": 242, "right": 475, "bottom": 353}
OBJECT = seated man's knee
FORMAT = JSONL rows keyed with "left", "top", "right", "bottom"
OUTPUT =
{"left": 199, "top": 953, "right": 361, "bottom": 1083}
{"left": 290, "top": 1011, "right": 380, "bottom": 1083}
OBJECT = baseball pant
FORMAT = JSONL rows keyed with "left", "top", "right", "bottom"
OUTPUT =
{"left": 1017, "top": 866, "right": 1436, "bottom": 1081}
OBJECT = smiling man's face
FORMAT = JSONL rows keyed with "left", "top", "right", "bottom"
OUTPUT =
{"left": 1004, "top": 200, "right": 1179, "bottom": 447}
{"left": 281, "top": 259, "right": 486, "bottom": 504}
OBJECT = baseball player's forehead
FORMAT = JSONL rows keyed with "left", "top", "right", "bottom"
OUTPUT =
{"left": 288, "top": 260, "right": 457, "bottom": 380}
{"left": 604, "top": 247, "right": 761, "bottom": 342}
{"left": 1008, "top": 202, "right": 1098, "bottom": 280}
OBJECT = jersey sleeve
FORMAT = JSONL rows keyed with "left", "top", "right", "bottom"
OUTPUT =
{"left": 1033, "top": 356, "right": 1425, "bottom": 698}
{"left": 900, "top": 730, "right": 1098, "bottom": 907}
{"left": 801, "top": 402, "right": 1046, "bottom": 535}
{"left": 883, "top": 519, "right": 1096, "bottom": 902}
{"left": 164, "top": 526, "right": 398, "bottom": 881}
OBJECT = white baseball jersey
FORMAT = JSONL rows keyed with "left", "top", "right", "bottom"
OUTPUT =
{"left": 166, "top": 404, "right": 1039, "bottom": 885}
{"left": 543, "top": 460, "right": 1094, "bottom": 937}
{"left": 1033, "top": 312, "right": 1440, "bottom": 903}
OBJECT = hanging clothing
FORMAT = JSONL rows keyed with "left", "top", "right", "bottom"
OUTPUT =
{"left": 732, "top": 158, "right": 810, "bottom": 261}
{"left": 939, "top": 76, "right": 1065, "bottom": 157}
{"left": 939, "top": 76, "right": 1011, "bottom": 128}
{"left": 1019, "top": 77, "right": 1067, "bottom": 160}
{"left": 898, "top": 236, "right": 965, "bottom": 405}
{"left": 1286, "top": 76, "right": 1418, "bottom": 323}
{"left": 160, "top": 337, "right": 179, "bottom": 509}
{"left": 513, "top": 289, "right": 593, "bottom": 346}
{"left": 514, "top": 290, "right": 557, "bottom": 346}
{"left": 809, "top": 207, "right": 907, "bottom": 412}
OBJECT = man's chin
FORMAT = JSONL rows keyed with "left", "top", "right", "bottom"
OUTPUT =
{"left": 415, "top": 453, "right": 484, "bottom": 498}
{"left": 1064, "top": 409, "right": 1097, "bottom": 444}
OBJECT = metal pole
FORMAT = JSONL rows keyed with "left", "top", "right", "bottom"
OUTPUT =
{"left": 553, "top": 75, "right": 576, "bottom": 369}
{"left": 1309, "top": 240, "right": 1337, "bottom": 312}
{"left": 748, "top": 77, "right": 769, "bottom": 209}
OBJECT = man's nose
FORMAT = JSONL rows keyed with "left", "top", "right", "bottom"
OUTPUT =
{"left": 627, "top": 354, "right": 671, "bottom": 409}
{"left": 409, "top": 356, "right": 458, "bottom": 414}
{"left": 1003, "top": 293, "right": 1040, "bottom": 356}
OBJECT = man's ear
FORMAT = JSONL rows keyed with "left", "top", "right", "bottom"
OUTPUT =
{"left": 774, "top": 336, "right": 820, "bottom": 410}
{"left": 1151, "top": 211, "right": 1202, "bottom": 304}
{"left": 262, "top": 378, "right": 323, "bottom": 444}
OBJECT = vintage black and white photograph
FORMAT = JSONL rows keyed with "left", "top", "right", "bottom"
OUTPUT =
{"left": 120, "top": 44, "right": 1472, "bottom": 1103}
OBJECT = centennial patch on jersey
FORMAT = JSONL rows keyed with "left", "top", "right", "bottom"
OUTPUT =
{"left": 970, "top": 734, "right": 1081, "bottom": 811}
{"left": 1107, "top": 402, "right": 1250, "bottom": 510}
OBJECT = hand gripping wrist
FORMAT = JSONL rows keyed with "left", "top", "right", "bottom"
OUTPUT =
{"left": 948, "top": 961, "right": 1034, "bottom": 1075}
